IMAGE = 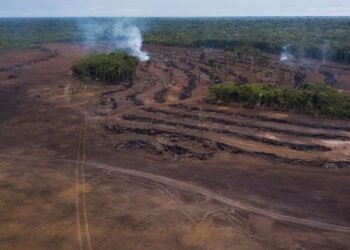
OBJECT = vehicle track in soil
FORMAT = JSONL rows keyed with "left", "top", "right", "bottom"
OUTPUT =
{"left": 75, "top": 113, "right": 93, "bottom": 250}
{"left": 114, "top": 175, "right": 198, "bottom": 223}
{"left": 0, "top": 153, "right": 349, "bottom": 234}
{"left": 75, "top": 115, "right": 84, "bottom": 250}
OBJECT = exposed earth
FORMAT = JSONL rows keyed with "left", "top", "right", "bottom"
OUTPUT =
{"left": 0, "top": 43, "right": 350, "bottom": 250}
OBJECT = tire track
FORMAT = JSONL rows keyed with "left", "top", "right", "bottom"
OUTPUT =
{"left": 75, "top": 113, "right": 92, "bottom": 250}
{"left": 83, "top": 161, "right": 350, "bottom": 234}
{"left": 81, "top": 114, "right": 93, "bottom": 250}
{"left": 0, "top": 153, "right": 349, "bottom": 233}
{"left": 75, "top": 115, "right": 83, "bottom": 250}
{"left": 122, "top": 176, "right": 197, "bottom": 223}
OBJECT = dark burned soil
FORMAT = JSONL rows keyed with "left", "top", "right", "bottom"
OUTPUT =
{"left": 0, "top": 43, "right": 350, "bottom": 250}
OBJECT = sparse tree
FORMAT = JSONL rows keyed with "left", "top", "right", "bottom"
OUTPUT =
{"left": 199, "top": 50, "right": 206, "bottom": 63}
{"left": 224, "top": 52, "right": 232, "bottom": 81}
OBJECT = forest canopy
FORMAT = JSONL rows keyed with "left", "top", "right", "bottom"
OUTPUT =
{"left": 210, "top": 82, "right": 350, "bottom": 119}
{"left": 1, "top": 17, "right": 350, "bottom": 63}
{"left": 72, "top": 52, "right": 138, "bottom": 84}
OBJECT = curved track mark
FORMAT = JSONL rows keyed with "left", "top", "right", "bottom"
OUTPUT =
{"left": 0, "top": 153, "right": 349, "bottom": 233}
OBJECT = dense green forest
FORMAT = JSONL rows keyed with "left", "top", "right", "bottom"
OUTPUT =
{"left": 1, "top": 17, "right": 350, "bottom": 63}
{"left": 0, "top": 18, "right": 81, "bottom": 49}
{"left": 211, "top": 82, "right": 350, "bottom": 119}
{"left": 72, "top": 52, "right": 138, "bottom": 84}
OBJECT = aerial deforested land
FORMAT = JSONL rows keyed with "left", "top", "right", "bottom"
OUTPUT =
{"left": 1, "top": 16, "right": 350, "bottom": 250}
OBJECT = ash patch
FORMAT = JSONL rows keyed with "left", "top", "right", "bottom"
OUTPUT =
{"left": 114, "top": 140, "right": 213, "bottom": 161}
{"left": 127, "top": 93, "right": 144, "bottom": 106}
{"left": 154, "top": 88, "right": 168, "bottom": 103}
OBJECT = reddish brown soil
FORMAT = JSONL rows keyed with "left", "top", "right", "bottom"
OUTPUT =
{"left": 0, "top": 43, "right": 349, "bottom": 250}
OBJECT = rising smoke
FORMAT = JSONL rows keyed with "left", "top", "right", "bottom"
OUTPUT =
{"left": 280, "top": 45, "right": 294, "bottom": 62}
{"left": 79, "top": 19, "right": 149, "bottom": 61}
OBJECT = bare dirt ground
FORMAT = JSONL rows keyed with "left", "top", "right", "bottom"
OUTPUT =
{"left": 0, "top": 43, "right": 350, "bottom": 250}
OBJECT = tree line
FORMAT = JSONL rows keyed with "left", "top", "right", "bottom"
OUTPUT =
{"left": 1, "top": 17, "right": 350, "bottom": 64}
{"left": 144, "top": 17, "right": 350, "bottom": 64}
{"left": 211, "top": 82, "right": 350, "bottom": 119}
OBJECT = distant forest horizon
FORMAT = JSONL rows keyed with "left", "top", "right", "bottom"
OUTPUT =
{"left": 1, "top": 17, "right": 350, "bottom": 64}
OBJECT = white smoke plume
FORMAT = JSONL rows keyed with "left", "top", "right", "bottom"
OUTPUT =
{"left": 79, "top": 19, "right": 149, "bottom": 61}
{"left": 112, "top": 21, "right": 149, "bottom": 61}
{"left": 280, "top": 45, "right": 294, "bottom": 62}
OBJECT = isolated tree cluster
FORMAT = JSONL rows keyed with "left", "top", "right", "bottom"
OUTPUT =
{"left": 211, "top": 82, "right": 350, "bottom": 119}
{"left": 72, "top": 52, "right": 138, "bottom": 84}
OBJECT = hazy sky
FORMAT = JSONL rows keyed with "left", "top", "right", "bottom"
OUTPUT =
{"left": 1, "top": 0, "right": 350, "bottom": 17}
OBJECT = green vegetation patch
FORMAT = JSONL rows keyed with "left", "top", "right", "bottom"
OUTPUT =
{"left": 72, "top": 52, "right": 138, "bottom": 84}
{"left": 211, "top": 82, "right": 350, "bottom": 119}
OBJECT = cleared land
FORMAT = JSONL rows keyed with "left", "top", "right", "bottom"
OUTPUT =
{"left": 0, "top": 43, "right": 350, "bottom": 249}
